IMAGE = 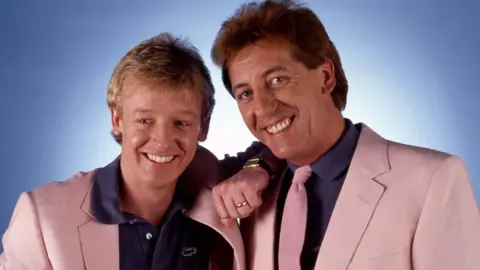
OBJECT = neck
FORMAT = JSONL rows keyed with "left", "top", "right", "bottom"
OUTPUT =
{"left": 291, "top": 112, "right": 345, "bottom": 166}
{"left": 119, "top": 160, "right": 177, "bottom": 225}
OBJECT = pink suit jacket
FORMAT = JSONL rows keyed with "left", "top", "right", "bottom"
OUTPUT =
{"left": 241, "top": 124, "right": 480, "bottom": 270}
{"left": 0, "top": 169, "right": 246, "bottom": 270}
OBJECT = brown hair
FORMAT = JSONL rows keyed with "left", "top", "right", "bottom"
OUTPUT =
{"left": 211, "top": 0, "right": 348, "bottom": 110}
{"left": 107, "top": 33, "right": 215, "bottom": 143}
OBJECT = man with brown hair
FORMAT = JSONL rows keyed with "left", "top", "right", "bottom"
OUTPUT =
{"left": 209, "top": 1, "right": 480, "bottom": 269}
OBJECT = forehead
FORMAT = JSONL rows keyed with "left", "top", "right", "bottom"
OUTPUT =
{"left": 121, "top": 79, "right": 202, "bottom": 114}
{"left": 229, "top": 40, "right": 297, "bottom": 75}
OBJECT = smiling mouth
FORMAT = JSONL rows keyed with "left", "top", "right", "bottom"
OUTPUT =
{"left": 265, "top": 116, "right": 294, "bottom": 135}
{"left": 145, "top": 153, "right": 175, "bottom": 164}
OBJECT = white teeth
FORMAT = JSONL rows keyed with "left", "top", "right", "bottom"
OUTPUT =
{"left": 266, "top": 118, "right": 292, "bottom": 134}
{"left": 147, "top": 153, "right": 174, "bottom": 163}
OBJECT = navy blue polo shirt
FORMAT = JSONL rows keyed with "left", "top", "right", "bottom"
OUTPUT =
{"left": 90, "top": 157, "right": 220, "bottom": 270}
{"left": 274, "top": 118, "right": 360, "bottom": 270}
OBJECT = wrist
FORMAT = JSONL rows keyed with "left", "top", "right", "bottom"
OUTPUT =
{"left": 243, "top": 157, "right": 273, "bottom": 178}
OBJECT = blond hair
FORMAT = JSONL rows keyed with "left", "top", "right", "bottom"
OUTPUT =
{"left": 108, "top": 32, "right": 215, "bottom": 119}
{"left": 107, "top": 33, "right": 215, "bottom": 143}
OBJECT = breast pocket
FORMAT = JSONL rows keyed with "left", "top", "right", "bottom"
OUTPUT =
{"left": 349, "top": 247, "right": 411, "bottom": 270}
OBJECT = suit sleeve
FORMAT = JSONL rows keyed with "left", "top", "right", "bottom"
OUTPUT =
{"left": 412, "top": 155, "right": 480, "bottom": 270}
{"left": 0, "top": 192, "right": 53, "bottom": 270}
{"left": 182, "top": 142, "right": 268, "bottom": 190}
{"left": 219, "top": 141, "right": 268, "bottom": 179}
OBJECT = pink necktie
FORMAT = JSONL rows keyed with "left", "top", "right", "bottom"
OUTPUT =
{"left": 278, "top": 165, "right": 312, "bottom": 270}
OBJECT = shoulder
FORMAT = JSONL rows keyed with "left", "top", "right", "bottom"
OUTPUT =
{"left": 386, "top": 141, "right": 471, "bottom": 189}
{"left": 386, "top": 139, "right": 453, "bottom": 171}
{"left": 9, "top": 169, "right": 99, "bottom": 228}
{"left": 382, "top": 138, "right": 471, "bottom": 202}
{"left": 27, "top": 169, "right": 97, "bottom": 208}
{"left": 357, "top": 123, "right": 460, "bottom": 184}
{"left": 359, "top": 123, "right": 452, "bottom": 170}
{"left": 362, "top": 124, "right": 470, "bottom": 197}
{"left": 1, "top": 169, "right": 99, "bottom": 268}
{"left": 385, "top": 139, "right": 469, "bottom": 184}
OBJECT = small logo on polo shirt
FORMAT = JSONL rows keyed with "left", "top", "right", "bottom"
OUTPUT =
{"left": 182, "top": 247, "right": 198, "bottom": 257}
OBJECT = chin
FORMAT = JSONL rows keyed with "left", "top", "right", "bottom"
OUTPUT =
{"left": 148, "top": 174, "right": 179, "bottom": 188}
{"left": 270, "top": 147, "right": 294, "bottom": 161}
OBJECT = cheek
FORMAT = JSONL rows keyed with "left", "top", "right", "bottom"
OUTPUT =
{"left": 300, "top": 97, "right": 329, "bottom": 128}
{"left": 238, "top": 105, "right": 256, "bottom": 130}
{"left": 178, "top": 132, "right": 200, "bottom": 161}
{"left": 292, "top": 83, "right": 325, "bottom": 111}
{"left": 179, "top": 129, "right": 200, "bottom": 148}
{"left": 123, "top": 128, "right": 150, "bottom": 150}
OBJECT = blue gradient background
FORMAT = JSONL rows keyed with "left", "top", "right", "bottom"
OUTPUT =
{"left": 0, "top": 0, "right": 478, "bottom": 252}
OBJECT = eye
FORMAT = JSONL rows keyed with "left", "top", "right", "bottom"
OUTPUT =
{"left": 174, "top": 120, "right": 190, "bottom": 128}
{"left": 236, "top": 89, "right": 253, "bottom": 101}
{"left": 137, "top": 119, "right": 154, "bottom": 125}
{"left": 269, "top": 76, "right": 288, "bottom": 87}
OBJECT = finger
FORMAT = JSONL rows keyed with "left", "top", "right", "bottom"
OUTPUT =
{"left": 232, "top": 190, "right": 254, "bottom": 218}
{"left": 224, "top": 190, "right": 246, "bottom": 219}
{"left": 236, "top": 203, "right": 254, "bottom": 218}
{"left": 242, "top": 187, "right": 263, "bottom": 209}
{"left": 212, "top": 186, "right": 229, "bottom": 220}
{"left": 220, "top": 218, "right": 237, "bottom": 228}
{"left": 225, "top": 197, "right": 241, "bottom": 219}
{"left": 251, "top": 167, "right": 270, "bottom": 190}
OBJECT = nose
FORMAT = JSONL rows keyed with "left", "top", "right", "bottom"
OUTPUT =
{"left": 152, "top": 122, "right": 174, "bottom": 150}
{"left": 253, "top": 89, "right": 277, "bottom": 117}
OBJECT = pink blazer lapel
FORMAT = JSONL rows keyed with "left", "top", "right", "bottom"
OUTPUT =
{"left": 245, "top": 168, "right": 289, "bottom": 270}
{"left": 79, "top": 182, "right": 119, "bottom": 270}
{"left": 185, "top": 189, "right": 246, "bottom": 270}
{"left": 314, "top": 124, "right": 390, "bottom": 270}
{"left": 78, "top": 221, "right": 119, "bottom": 270}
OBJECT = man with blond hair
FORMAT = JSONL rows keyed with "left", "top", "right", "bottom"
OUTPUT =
{"left": 0, "top": 33, "right": 247, "bottom": 270}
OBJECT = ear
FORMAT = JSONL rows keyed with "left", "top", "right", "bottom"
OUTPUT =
{"left": 198, "top": 118, "right": 210, "bottom": 142}
{"left": 316, "top": 59, "right": 336, "bottom": 94}
{"left": 110, "top": 107, "right": 123, "bottom": 136}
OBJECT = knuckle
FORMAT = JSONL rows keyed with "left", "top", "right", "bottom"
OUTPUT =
{"left": 216, "top": 210, "right": 227, "bottom": 218}
{"left": 231, "top": 173, "right": 242, "bottom": 181}
{"left": 218, "top": 184, "right": 229, "bottom": 193}
{"left": 239, "top": 210, "right": 253, "bottom": 218}
{"left": 238, "top": 181, "right": 248, "bottom": 189}
{"left": 249, "top": 201, "right": 260, "bottom": 208}
{"left": 256, "top": 179, "right": 269, "bottom": 189}
{"left": 212, "top": 185, "right": 221, "bottom": 195}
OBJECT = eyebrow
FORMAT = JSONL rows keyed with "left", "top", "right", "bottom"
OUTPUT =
{"left": 232, "top": 65, "right": 289, "bottom": 95}
{"left": 262, "top": 65, "right": 289, "bottom": 78}
{"left": 133, "top": 108, "right": 198, "bottom": 117}
{"left": 177, "top": 110, "right": 198, "bottom": 117}
{"left": 133, "top": 108, "right": 152, "bottom": 114}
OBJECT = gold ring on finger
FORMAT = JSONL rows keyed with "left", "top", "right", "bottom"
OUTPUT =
{"left": 236, "top": 200, "right": 248, "bottom": 208}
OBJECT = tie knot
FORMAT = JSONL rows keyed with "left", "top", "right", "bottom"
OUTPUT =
{"left": 292, "top": 165, "right": 312, "bottom": 184}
